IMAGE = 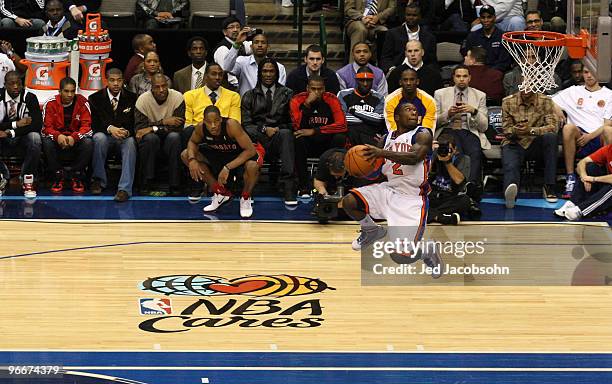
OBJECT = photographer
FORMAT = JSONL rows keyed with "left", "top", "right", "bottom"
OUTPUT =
{"left": 428, "top": 133, "right": 471, "bottom": 225}
{"left": 312, "top": 148, "right": 349, "bottom": 222}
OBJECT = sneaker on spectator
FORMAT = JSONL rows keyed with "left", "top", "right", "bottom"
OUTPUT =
{"left": 188, "top": 182, "right": 205, "bottom": 203}
{"left": 284, "top": 181, "right": 297, "bottom": 205}
{"left": 554, "top": 200, "right": 576, "bottom": 218}
{"left": 90, "top": 178, "right": 103, "bottom": 195}
{"left": 22, "top": 174, "right": 36, "bottom": 199}
{"left": 564, "top": 205, "right": 583, "bottom": 221}
{"left": 203, "top": 193, "right": 232, "bottom": 212}
{"left": 51, "top": 172, "right": 64, "bottom": 194}
{"left": 504, "top": 183, "right": 518, "bottom": 209}
{"left": 543, "top": 184, "right": 558, "bottom": 203}
{"left": 351, "top": 225, "right": 387, "bottom": 251}
{"left": 437, "top": 213, "right": 460, "bottom": 225}
{"left": 563, "top": 173, "right": 576, "bottom": 199}
{"left": 240, "top": 197, "right": 253, "bottom": 218}
{"left": 71, "top": 178, "right": 85, "bottom": 193}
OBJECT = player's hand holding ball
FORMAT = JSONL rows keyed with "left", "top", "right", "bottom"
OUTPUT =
{"left": 345, "top": 145, "right": 384, "bottom": 179}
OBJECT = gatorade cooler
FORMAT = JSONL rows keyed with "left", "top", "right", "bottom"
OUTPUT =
{"left": 77, "top": 13, "right": 112, "bottom": 98}
{"left": 21, "top": 36, "right": 71, "bottom": 105}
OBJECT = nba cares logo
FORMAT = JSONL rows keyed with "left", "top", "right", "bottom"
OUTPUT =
{"left": 139, "top": 298, "right": 172, "bottom": 315}
{"left": 35, "top": 67, "right": 49, "bottom": 80}
{"left": 88, "top": 63, "right": 101, "bottom": 76}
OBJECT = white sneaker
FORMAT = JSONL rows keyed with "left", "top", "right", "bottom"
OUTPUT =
{"left": 240, "top": 197, "right": 253, "bottom": 218}
{"left": 203, "top": 193, "right": 231, "bottom": 212}
{"left": 564, "top": 205, "right": 582, "bottom": 221}
{"left": 351, "top": 225, "right": 387, "bottom": 251}
{"left": 23, "top": 174, "right": 37, "bottom": 199}
{"left": 554, "top": 200, "right": 576, "bottom": 218}
{"left": 504, "top": 183, "right": 518, "bottom": 209}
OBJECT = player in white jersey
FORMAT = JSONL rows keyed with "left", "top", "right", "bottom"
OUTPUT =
{"left": 341, "top": 102, "right": 442, "bottom": 276}
{"left": 552, "top": 67, "right": 612, "bottom": 198}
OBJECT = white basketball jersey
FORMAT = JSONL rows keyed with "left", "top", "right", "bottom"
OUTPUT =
{"left": 381, "top": 126, "right": 431, "bottom": 197}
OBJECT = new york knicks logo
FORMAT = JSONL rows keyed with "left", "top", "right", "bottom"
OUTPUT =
{"left": 139, "top": 298, "right": 172, "bottom": 315}
{"left": 140, "top": 274, "right": 334, "bottom": 297}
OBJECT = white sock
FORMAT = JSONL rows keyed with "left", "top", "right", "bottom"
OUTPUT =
{"left": 359, "top": 215, "right": 376, "bottom": 229}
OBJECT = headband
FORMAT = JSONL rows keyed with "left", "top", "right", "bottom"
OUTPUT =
{"left": 355, "top": 72, "right": 375, "bottom": 79}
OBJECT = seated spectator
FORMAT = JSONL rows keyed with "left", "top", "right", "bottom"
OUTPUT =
{"left": 464, "top": 47, "right": 504, "bottom": 104}
{"left": 182, "top": 105, "right": 263, "bottom": 218}
{"left": 241, "top": 58, "right": 296, "bottom": 205}
{"left": 434, "top": 65, "right": 489, "bottom": 187}
{"left": 380, "top": 3, "right": 437, "bottom": 73}
{"left": 89, "top": 68, "right": 137, "bottom": 202}
{"left": 559, "top": 59, "right": 584, "bottom": 90}
{"left": 0, "top": 40, "right": 25, "bottom": 77}
{"left": 64, "top": 0, "right": 101, "bottom": 23}
{"left": 337, "top": 42, "right": 387, "bottom": 96}
{"left": 503, "top": 49, "right": 561, "bottom": 96}
{"left": 0, "top": 71, "right": 42, "bottom": 198}
{"left": 555, "top": 142, "right": 612, "bottom": 221}
{"left": 215, "top": 16, "right": 253, "bottom": 91}
{"left": 184, "top": 63, "right": 241, "bottom": 127}
{"left": 460, "top": 5, "right": 512, "bottom": 73}
{"left": 344, "top": 0, "right": 396, "bottom": 61}
{"left": 224, "top": 30, "right": 286, "bottom": 97}
{"left": 135, "top": 0, "right": 189, "bottom": 29}
{"left": 501, "top": 90, "right": 559, "bottom": 208}
{"left": 386, "top": 40, "right": 443, "bottom": 96}
{"left": 134, "top": 74, "right": 185, "bottom": 196}
{"left": 0, "top": 0, "right": 44, "bottom": 30}
{"left": 337, "top": 66, "right": 385, "bottom": 145}
{"left": 525, "top": 10, "right": 544, "bottom": 31}
{"left": 537, "top": 0, "right": 566, "bottom": 33}
{"left": 553, "top": 68, "right": 612, "bottom": 199}
{"left": 40, "top": 0, "right": 78, "bottom": 39}
{"left": 286, "top": 45, "right": 340, "bottom": 95}
{"left": 432, "top": 0, "right": 477, "bottom": 32}
{"left": 124, "top": 34, "right": 157, "bottom": 84}
{"left": 290, "top": 75, "right": 348, "bottom": 196}
{"left": 42, "top": 77, "right": 93, "bottom": 194}
{"left": 385, "top": 68, "right": 436, "bottom": 131}
{"left": 173, "top": 36, "right": 209, "bottom": 94}
{"left": 129, "top": 51, "right": 172, "bottom": 97}
{"left": 471, "top": 0, "right": 525, "bottom": 32}
{"left": 428, "top": 133, "right": 471, "bottom": 224}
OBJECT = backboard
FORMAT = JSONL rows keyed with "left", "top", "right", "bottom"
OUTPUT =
{"left": 567, "top": 0, "right": 612, "bottom": 82}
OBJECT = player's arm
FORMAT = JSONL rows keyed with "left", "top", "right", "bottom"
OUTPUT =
{"left": 186, "top": 123, "right": 204, "bottom": 162}
{"left": 226, "top": 119, "right": 257, "bottom": 170}
{"left": 364, "top": 129, "right": 432, "bottom": 165}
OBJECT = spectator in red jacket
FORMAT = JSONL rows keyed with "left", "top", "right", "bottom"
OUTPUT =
{"left": 290, "top": 75, "right": 347, "bottom": 197}
{"left": 42, "top": 77, "right": 93, "bottom": 194}
{"left": 464, "top": 46, "right": 504, "bottom": 104}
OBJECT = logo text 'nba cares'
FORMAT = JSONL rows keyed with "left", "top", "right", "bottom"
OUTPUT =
{"left": 138, "top": 274, "right": 334, "bottom": 333}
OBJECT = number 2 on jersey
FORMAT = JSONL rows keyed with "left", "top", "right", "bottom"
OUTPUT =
{"left": 392, "top": 162, "right": 403, "bottom": 175}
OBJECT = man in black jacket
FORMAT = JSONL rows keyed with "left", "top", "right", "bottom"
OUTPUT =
{"left": 380, "top": 3, "right": 437, "bottom": 73}
{"left": 0, "top": 0, "right": 44, "bottom": 29}
{"left": 89, "top": 68, "right": 137, "bottom": 202}
{"left": 286, "top": 45, "right": 340, "bottom": 95}
{"left": 64, "top": 0, "right": 100, "bottom": 23}
{"left": 242, "top": 58, "right": 296, "bottom": 204}
{"left": 387, "top": 40, "right": 442, "bottom": 96}
{"left": 0, "top": 71, "right": 42, "bottom": 198}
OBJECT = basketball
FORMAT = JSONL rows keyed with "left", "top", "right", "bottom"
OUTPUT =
{"left": 344, "top": 145, "right": 384, "bottom": 179}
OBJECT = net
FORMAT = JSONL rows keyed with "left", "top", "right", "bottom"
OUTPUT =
{"left": 502, "top": 31, "right": 566, "bottom": 94}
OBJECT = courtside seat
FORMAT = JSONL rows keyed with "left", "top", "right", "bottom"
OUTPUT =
{"left": 99, "top": 0, "right": 136, "bottom": 28}
{"left": 190, "top": 0, "right": 230, "bottom": 30}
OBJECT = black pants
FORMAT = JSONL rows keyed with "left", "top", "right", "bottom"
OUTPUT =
{"left": 0, "top": 132, "right": 42, "bottom": 176}
{"left": 138, "top": 131, "right": 182, "bottom": 187}
{"left": 502, "top": 133, "right": 558, "bottom": 191}
{"left": 442, "top": 128, "right": 482, "bottom": 184}
{"left": 571, "top": 163, "right": 612, "bottom": 217}
{"left": 263, "top": 129, "right": 295, "bottom": 181}
{"left": 42, "top": 136, "right": 93, "bottom": 177}
{"left": 428, "top": 192, "right": 471, "bottom": 222}
{"left": 295, "top": 132, "right": 346, "bottom": 189}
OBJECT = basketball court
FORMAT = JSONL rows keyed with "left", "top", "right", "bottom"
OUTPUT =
{"left": 1, "top": 1, "right": 612, "bottom": 383}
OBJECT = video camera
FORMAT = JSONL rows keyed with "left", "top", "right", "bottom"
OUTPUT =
{"left": 311, "top": 186, "right": 344, "bottom": 223}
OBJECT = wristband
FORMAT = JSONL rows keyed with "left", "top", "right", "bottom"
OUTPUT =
{"left": 152, "top": 125, "right": 159, "bottom": 133}
{"left": 224, "top": 165, "right": 231, "bottom": 172}
{"left": 233, "top": 42, "right": 242, "bottom": 49}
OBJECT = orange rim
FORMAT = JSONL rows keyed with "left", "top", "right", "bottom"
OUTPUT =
{"left": 502, "top": 31, "right": 567, "bottom": 47}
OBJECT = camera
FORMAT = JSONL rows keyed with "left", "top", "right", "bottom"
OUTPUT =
{"left": 312, "top": 193, "right": 342, "bottom": 223}
{"left": 246, "top": 27, "right": 263, "bottom": 40}
{"left": 437, "top": 142, "right": 450, "bottom": 157}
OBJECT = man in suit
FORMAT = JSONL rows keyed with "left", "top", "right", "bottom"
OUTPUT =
{"left": 344, "top": 0, "right": 396, "bottom": 62}
{"left": 124, "top": 34, "right": 157, "bottom": 84}
{"left": 434, "top": 65, "right": 489, "bottom": 188}
{"left": 379, "top": 3, "right": 437, "bottom": 73}
{"left": 286, "top": 45, "right": 340, "bottom": 96}
{"left": 242, "top": 58, "right": 296, "bottom": 205}
{"left": 386, "top": 40, "right": 443, "bottom": 96}
{"left": 0, "top": 71, "right": 42, "bottom": 198}
{"left": 173, "top": 36, "right": 209, "bottom": 95}
{"left": 40, "top": 0, "right": 78, "bottom": 39}
{"left": 89, "top": 68, "right": 138, "bottom": 202}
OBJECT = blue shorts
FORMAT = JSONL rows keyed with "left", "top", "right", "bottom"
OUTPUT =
{"left": 577, "top": 127, "right": 603, "bottom": 158}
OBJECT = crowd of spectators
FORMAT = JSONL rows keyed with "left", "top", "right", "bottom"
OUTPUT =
{"left": 0, "top": 1, "right": 611, "bottom": 221}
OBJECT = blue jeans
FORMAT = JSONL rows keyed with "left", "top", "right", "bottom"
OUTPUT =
{"left": 92, "top": 132, "right": 137, "bottom": 195}
{"left": 0, "top": 131, "right": 41, "bottom": 177}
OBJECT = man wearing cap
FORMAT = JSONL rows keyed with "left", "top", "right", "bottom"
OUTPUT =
{"left": 471, "top": 0, "right": 525, "bottom": 32}
{"left": 337, "top": 66, "right": 385, "bottom": 146}
{"left": 460, "top": 4, "right": 512, "bottom": 72}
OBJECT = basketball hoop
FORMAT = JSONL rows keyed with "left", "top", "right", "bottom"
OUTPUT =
{"left": 502, "top": 31, "right": 588, "bottom": 94}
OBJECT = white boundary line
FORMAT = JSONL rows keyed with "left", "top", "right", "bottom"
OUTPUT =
{"left": 62, "top": 367, "right": 612, "bottom": 372}
{"left": 2, "top": 349, "right": 612, "bottom": 353}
